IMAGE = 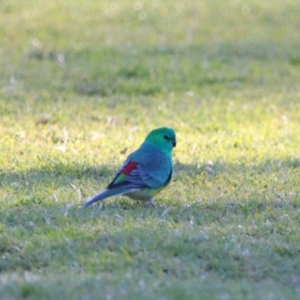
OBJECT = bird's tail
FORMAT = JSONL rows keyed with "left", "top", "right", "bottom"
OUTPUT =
{"left": 82, "top": 188, "right": 130, "bottom": 208}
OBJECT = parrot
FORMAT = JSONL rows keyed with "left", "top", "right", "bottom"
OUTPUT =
{"left": 83, "top": 127, "right": 176, "bottom": 207}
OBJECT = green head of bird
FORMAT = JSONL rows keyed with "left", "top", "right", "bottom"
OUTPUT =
{"left": 145, "top": 127, "right": 176, "bottom": 153}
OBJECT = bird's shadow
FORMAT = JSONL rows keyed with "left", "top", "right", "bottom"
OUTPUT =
{"left": 1, "top": 157, "right": 299, "bottom": 212}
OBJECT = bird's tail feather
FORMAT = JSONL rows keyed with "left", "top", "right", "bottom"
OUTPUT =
{"left": 83, "top": 188, "right": 131, "bottom": 207}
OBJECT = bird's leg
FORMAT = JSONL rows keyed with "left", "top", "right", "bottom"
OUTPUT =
{"left": 146, "top": 198, "right": 156, "bottom": 208}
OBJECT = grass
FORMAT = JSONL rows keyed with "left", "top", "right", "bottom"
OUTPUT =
{"left": 1, "top": 0, "right": 300, "bottom": 299}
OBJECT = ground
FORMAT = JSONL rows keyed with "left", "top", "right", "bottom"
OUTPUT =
{"left": 1, "top": 0, "right": 300, "bottom": 299}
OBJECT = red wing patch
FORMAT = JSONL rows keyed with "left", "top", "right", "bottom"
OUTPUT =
{"left": 122, "top": 161, "right": 138, "bottom": 175}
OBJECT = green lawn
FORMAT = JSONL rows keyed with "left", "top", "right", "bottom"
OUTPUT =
{"left": 1, "top": 0, "right": 300, "bottom": 299}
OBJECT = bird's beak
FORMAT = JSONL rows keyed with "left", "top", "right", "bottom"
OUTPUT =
{"left": 172, "top": 139, "right": 176, "bottom": 147}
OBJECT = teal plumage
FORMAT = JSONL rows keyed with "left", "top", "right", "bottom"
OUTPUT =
{"left": 83, "top": 127, "right": 176, "bottom": 207}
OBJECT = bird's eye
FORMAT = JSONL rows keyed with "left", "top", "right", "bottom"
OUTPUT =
{"left": 163, "top": 135, "right": 169, "bottom": 140}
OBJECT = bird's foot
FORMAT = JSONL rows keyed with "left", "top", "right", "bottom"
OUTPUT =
{"left": 146, "top": 199, "right": 156, "bottom": 208}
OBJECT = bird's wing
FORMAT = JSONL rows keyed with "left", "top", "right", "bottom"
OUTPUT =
{"left": 138, "top": 152, "right": 172, "bottom": 188}
{"left": 107, "top": 152, "right": 172, "bottom": 190}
